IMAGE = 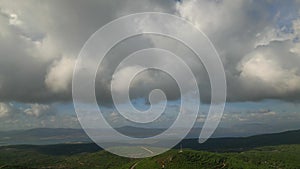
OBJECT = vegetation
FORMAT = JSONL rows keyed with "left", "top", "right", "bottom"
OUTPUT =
{"left": 0, "top": 144, "right": 299, "bottom": 169}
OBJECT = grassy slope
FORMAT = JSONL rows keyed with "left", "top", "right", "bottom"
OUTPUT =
{"left": 0, "top": 144, "right": 300, "bottom": 169}
{"left": 135, "top": 145, "right": 300, "bottom": 169}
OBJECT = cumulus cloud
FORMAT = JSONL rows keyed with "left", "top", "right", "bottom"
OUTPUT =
{"left": 45, "top": 56, "right": 75, "bottom": 93}
{"left": 0, "top": 0, "right": 299, "bottom": 105}
{"left": 24, "top": 103, "right": 54, "bottom": 117}
{"left": 177, "top": 0, "right": 300, "bottom": 102}
{"left": 0, "top": 0, "right": 176, "bottom": 104}
{"left": 239, "top": 48, "right": 300, "bottom": 95}
{"left": 0, "top": 102, "right": 11, "bottom": 118}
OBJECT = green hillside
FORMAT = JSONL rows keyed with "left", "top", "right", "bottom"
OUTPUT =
{"left": 0, "top": 144, "right": 299, "bottom": 169}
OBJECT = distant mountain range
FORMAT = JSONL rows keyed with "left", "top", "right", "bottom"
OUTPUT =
{"left": 0, "top": 127, "right": 299, "bottom": 154}
{"left": 0, "top": 126, "right": 279, "bottom": 146}
{"left": 0, "top": 129, "right": 300, "bottom": 155}
{"left": 0, "top": 128, "right": 91, "bottom": 146}
{"left": 178, "top": 129, "right": 300, "bottom": 152}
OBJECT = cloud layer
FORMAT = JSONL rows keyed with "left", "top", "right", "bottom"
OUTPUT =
{"left": 0, "top": 0, "right": 299, "bottom": 105}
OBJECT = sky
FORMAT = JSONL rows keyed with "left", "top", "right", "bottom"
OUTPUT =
{"left": 0, "top": 0, "right": 299, "bottom": 136}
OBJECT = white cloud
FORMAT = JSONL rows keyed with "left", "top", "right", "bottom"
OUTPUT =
{"left": 176, "top": 0, "right": 246, "bottom": 33}
{"left": 223, "top": 109, "right": 278, "bottom": 124}
{"left": 0, "top": 102, "right": 11, "bottom": 118}
{"left": 255, "top": 27, "right": 294, "bottom": 48}
{"left": 8, "top": 13, "right": 22, "bottom": 26}
{"left": 24, "top": 103, "right": 51, "bottom": 117}
{"left": 112, "top": 66, "right": 144, "bottom": 94}
{"left": 239, "top": 52, "right": 300, "bottom": 94}
{"left": 176, "top": 0, "right": 300, "bottom": 102}
{"left": 45, "top": 56, "right": 75, "bottom": 93}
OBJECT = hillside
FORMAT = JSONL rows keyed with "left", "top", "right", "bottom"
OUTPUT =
{"left": 0, "top": 144, "right": 299, "bottom": 169}
{"left": 177, "top": 129, "right": 300, "bottom": 152}
{"left": 0, "top": 129, "right": 300, "bottom": 168}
